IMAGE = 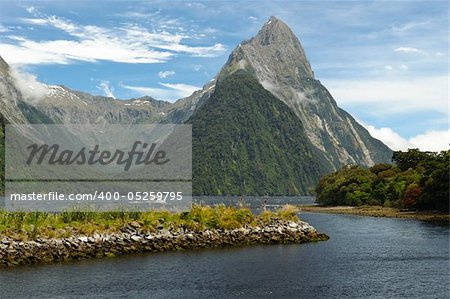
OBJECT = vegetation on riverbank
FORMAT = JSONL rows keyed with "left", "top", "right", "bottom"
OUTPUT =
{"left": 0, "top": 209, "right": 327, "bottom": 268}
{"left": 0, "top": 204, "right": 330, "bottom": 268}
{"left": 300, "top": 205, "right": 449, "bottom": 223}
{"left": 0, "top": 204, "right": 300, "bottom": 241}
{"left": 315, "top": 149, "right": 449, "bottom": 212}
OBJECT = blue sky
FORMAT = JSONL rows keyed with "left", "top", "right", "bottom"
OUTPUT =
{"left": 0, "top": 1, "right": 448, "bottom": 151}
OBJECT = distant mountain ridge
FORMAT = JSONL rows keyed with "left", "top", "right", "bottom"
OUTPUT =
{"left": 0, "top": 16, "right": 392, "bottom": 195}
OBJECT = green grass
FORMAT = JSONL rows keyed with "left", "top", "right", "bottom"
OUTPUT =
{"left": 0, "top": 205, "right": 300, "bottom": 241}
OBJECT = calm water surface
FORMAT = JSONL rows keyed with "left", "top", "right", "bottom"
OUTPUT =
{"left": 0, "top": 199, "right": 448, "bottom": 298}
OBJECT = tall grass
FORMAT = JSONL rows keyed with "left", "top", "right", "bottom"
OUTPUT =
{"left": 0, "top": 205, "right": 300, "bottom": 240}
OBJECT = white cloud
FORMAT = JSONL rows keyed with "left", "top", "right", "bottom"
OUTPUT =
{"left": 116, "top": 11, "right": 161, "bottom": 19}
{"left": 363, "top": 123, "right": 449, "bottom": 152}
{"left": 384, "top": 64, "right": 409, "bottom": 71}
{"left": 96, "top": 81, "right": 115, "bottom": 98}
{"left": 120, "top": 82, "right": 199, "bottom": 102}
{"left": 323, "top": 76, "right": 448, "bottom": 114}
{"left": 159, "top": 83, "right": 199, "bottom": 95}
{"left": 0, "top": 24, "right": 9, "bottom": 33}
{"left": 20, "top": 18, "right": 49, "bottom": 25}
{"left": 364, "top": 124, "right": 413, "bottom": 150}
{"left": 158, "top": 70, "right": 175, "bottom": 78}
{"left": 185, "top": 3, "right": 207, "bottom": 10}
{"left": 26, "top": 6, "right": 37, "bottom": 14}
{"left": 390, "top": 20, "right": 430, "bottom": 33}
{"left": 192, "top": 65, "right": 203, "bottom": 72}
{"left": 409, "top": 130, "right": 450, "bottom": 152}
{"left": 9, "top": 67, "right": 49, "bottom": 102}
{"left": 0, "top": 37, "right": 174, "bottom": 65}
{"left": 204, "top": 27, "right": 217, "bottom": 34}
{"left": 0, "top": 43, "right": 71, "bottom": 65}
{"left": 0, "top": 10, "right": 226, "bottom": 66}
{"left": 394, "top": 47, "right": 426, "bottom": 55}
{"left": 121, "top": 25, "right": 224, "bottom": 57}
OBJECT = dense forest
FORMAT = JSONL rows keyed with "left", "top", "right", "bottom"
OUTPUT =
{"left": 188, "top": 71, "right": 332, "bottom": 195}
{"left": 315, "top": 149, "right": 449, "bottom": 211}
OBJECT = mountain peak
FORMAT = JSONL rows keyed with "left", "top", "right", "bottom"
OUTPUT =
{"left": 214, "top": 17, "right": 391, "bottom": 169}
{"left": 257, "top": 16, "right": 290, "bottom": 39}
{"left": 265, "top": 16, "right": 282, "bottom": 26}
{"left": 252, "top": 17, "right": 314, "bottom": 78}
{"left": 220, "top": 17, "right": 314, "bottom": 82}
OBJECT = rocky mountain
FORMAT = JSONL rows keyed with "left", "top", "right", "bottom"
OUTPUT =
{"left": 216, "top": 17, "right": 391, "bottom": 168}
{"left": 0, "top": 16, "right": 392, "bottom": 195}
{"left": 187, "top": 17, "right": 391, "bottom": 195}
{"left": 37, "top": 89, "right": 167, "bottom": 124}
{"left": 0, "top": 56, "right": 34, "bottom": 125}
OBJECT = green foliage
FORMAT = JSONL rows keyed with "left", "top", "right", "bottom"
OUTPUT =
{"left": 316, "top": 149, "right": 449, "bottom": 211}
{"left": 315, "top": 165, "right": 375, "bottom": 206}
{"left": 275, "top": 204, "right": 300, "bottom": 221}
{"left": 392, "top": 149, "right": 433, "bottom": 171}
{"left": 188, "top": 70, "right": 332, "bottom": 196}
{"left": 0, "top": 204, "right": 299, "bottom": 240}
{"left": 416, "top": 150, "right": 449, "bottom": 211}
{"left": 369, "top": 163, "right": 394, "bottom": 175}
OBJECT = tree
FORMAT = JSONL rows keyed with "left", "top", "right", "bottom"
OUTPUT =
{"left": 316, "top": 150, "right": 449, "bottom": 212}
{"left": 403, "top": 183, "right": 421, "bottom": 209}
{"left": 316, "top": 165, "right": 375, "bottom": 206}
{"left": 392, "top": 149, "right": 434, "bottom": 171}
{"left": 370, "top": 163, "right": 394, "bottom": 175}
{"left": 417, "top": 150, "right": 449, "bottom": 211}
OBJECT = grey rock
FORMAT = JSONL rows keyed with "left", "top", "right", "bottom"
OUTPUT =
{"left": 78, "top": 237, "right": 88, "bottom": 243}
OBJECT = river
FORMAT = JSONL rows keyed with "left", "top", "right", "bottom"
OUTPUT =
{"left": 0, "top": 199, "right": 448, "bottom": 298}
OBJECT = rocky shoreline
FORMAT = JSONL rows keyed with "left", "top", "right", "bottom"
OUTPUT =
{"left": 0, "top": 219, "right": 327, "bottom": 267}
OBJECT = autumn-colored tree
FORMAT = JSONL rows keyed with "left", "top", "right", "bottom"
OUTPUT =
{"left": 403, "top": 183, "right": 421, "bottom": 209}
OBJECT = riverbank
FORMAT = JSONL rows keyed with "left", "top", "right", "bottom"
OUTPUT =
{"left": 300, "top": 205, "right": 450, "bottom": 223}
{"left": 0, "top": 205, "right": 328, "bottom": 267}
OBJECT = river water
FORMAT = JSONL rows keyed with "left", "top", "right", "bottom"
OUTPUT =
{"left": 0, "top": 198, "right": 448, "bottom": 298}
